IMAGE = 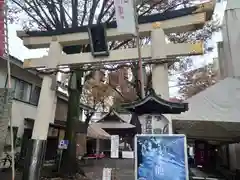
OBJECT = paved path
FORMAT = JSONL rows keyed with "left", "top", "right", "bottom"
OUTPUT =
{"left": 83, "top": 159, "right": 134, "bottom": 180}
{"left": 190, "top": 168, "right": 225, "bottom": 180}
{"left": 191, "top": 168, "right": 209, "bottom": 177}
{"left": 0, "top": 160, "right": 226, "bottom": 180}
{"left": 0, "top": 170, "right": 22, "bottom": 180}
{"left": 0, "top": 159, "right": 134, "bottom": 180}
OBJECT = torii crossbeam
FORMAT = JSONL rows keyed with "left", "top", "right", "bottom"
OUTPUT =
{"left": 23, "top": 42, "right": 203, "bottom": 69}
{"left": 17, "top": 1, "right": 214, "bottom": 49}
{"left": 18, "top": 1, "right": 215, "bottom": 70}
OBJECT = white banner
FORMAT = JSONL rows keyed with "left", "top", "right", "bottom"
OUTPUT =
{"left": 113, "top": 0, "right": 136, "bottom": 34}
{"left": 122, "top": 151, "right": 134, "bottom": 159}
{"left": 102, "top": 168, "right": 112, "bottom": 180}
{"left": 141, "top": 115, "right": 153, "bottom": 134}
{"left": 110, "top": 135, "right": 119, "bottom": 158}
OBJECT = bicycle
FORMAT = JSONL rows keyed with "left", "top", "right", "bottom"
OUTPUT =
{"left": 0, "top": 152, "right": 12, "bottom": 169}
{"left": 0, "top": 152, "right": 21, "bottom": 170}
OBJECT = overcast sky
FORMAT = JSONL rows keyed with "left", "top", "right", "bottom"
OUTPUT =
{"left": 8, "top": 0, "right": 227, "bottom": 97}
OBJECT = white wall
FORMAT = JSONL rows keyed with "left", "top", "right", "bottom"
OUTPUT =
{"left": 11, "top": 100, "right": 37, "bottom": 137}
{"left": 0, "top": 59, "right": 41, "bottom": 136}
{"left": 0, "top": 70, "right": 7, "bottom": 87}
{"left": 229, "top": 143, "right": 240, "bottom": 170}
{"left": 0, "top": 59, "right": 42, "bottom": 87}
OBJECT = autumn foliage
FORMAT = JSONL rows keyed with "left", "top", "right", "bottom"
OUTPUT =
{"left": 178, "top": 63, "right": 218, "bottom": 98}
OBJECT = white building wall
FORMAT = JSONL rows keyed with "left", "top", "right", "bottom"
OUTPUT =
{"left": 228, "top": 143, "right": 240, "bottom": 170}
{"left": 229, "top": 144, "right": 238, "bottom": 170}
{"left": 0, "top": 59, "right": 41, "bottom": 137}
{"left": 219, "top": 1, "right": 240, "bottom": 169}
{"left": 0, "top": 70, "right": 7, "bottom": 87}
{"left": 11, "top": 100, "right": 37, "bottom": 137}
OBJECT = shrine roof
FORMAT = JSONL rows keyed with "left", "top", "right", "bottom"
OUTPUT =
{"left": 96, "top": 109, "right": 135, "bottom": 129}
{"left": 19, "top": 2, "right": 214, "bottom": 37}
{"left": 96, "top": 108, "right": 126, "bottom": 123}
{"left": 121, "top": 89, "right": 188, "bottom": 115}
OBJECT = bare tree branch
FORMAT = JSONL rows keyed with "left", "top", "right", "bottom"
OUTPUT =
{"left": 49, "top": 0, "right": 62, "bottom": 28}
{"left": 57, "top": 0, "right": 69, "bottom": 28}
{"left": 97, "top": 0, "right": 108, "bottom": 23}
{"left": 11, "top": 0, "right": 52, "bottom": 30}
{"left": 88, "top": 0, "right": 101, "bottom": 25}
{"left": 72, "top": 0, "right": 78, "bottom": 27}
{"left": 35, "top": 0, "right": 56, "bottom": 27}
{"left": 80, "top": 0, "right": 88, "bottom": 25}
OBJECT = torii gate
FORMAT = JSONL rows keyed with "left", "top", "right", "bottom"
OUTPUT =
{"left": 17, "top": 1, "right": 214, "bottom": 179}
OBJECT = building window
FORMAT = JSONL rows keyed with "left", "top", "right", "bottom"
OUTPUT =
{"left": 6, "top": 76, "right": 32, "bottom": 103}
{"left": 0, "top": 71, "right": 7, "bottom": 88}
{"left": 30, "top": 86, "right": 41, "bottom": 105}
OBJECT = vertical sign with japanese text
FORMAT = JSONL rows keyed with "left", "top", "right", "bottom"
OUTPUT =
{"left": 111, "top": 135, "right": 119, "bottom": 158}
{"left": 0, "top": 0, "right": 4, "bottom": 57}
{"left": 113, "top": 0, "right": 136, "bottom": 34}
{"left": 102, "top": 168, "right": 112, "bottom": 180}
{"left": 145, "top": 115, "right": 153, "bottom": 134}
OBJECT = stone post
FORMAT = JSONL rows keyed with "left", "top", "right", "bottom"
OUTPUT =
{"left": 151, "top": 28, "right": 172, "bottom": 133}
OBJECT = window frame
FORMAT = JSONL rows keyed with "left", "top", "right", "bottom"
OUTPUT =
{"left": 5, "top": 75, "right": 33, "bottom": 104}
{"left": 29, "top": 85, "right": 41, "bottom": 106}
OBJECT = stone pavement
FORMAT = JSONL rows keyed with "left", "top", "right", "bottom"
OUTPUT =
{"left": 0, "top": 170, "right": 22, "bottom": 180}
{"left": 2, "top": 159, "right": 225, "bottom": 180}
{"left": 0, "top": 159, "right": 135, "bottom": 180}
{"left": 83, "top": 158, "right": 134, "bottom": 180}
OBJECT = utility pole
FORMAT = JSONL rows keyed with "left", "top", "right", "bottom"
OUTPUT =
{"left": 133, "top": 0, "right": 145, "bottom": 99}
{"left": 3, "top": 0, "right": 15, "bottom": 179}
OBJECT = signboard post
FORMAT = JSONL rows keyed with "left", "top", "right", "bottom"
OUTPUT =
{"left": 102, "top": 168, "right": 112, "bottom": 180}
{"left": 144, "top": 115, "right": 153, "bottom": 134}
{"left": 58, "top": 139, "right": 69, "bottom": 149}
{"left": 57, "top": 140, "right": 69, "bottom": 172}
{"left": 135, "top": 134, "right": 189, "bottom": 180}
{"left": 111, "top": 135, "right": 119, "bottom": 158}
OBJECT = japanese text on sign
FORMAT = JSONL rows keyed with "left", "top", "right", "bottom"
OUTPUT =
{"left": 113, "top": 0, "right": 136, "bottom": 34}
{"left": 116, "top": 0, "right": 129, "bottom": 19}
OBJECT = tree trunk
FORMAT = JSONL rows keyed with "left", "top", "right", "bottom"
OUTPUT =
{"left": 75, "top": 116, "right": 92, "bottom": 158}
{"left": 60, "top": 70, "right": 83, "bottom": 176}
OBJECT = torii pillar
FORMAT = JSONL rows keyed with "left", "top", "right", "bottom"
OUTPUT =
{"left": 22, "top": 42, "right": 59, "bottom": 180}
{"left": 151, "top": 27, "right": 172, "bottom": 133}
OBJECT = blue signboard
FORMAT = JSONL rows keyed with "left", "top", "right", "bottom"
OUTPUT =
{"left": 58, "top": 140, "right": 69, "bottom": 149}
{"left": 135, "top": 134, "right": 189, "bottom": 180}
